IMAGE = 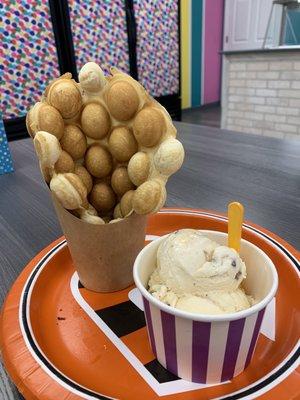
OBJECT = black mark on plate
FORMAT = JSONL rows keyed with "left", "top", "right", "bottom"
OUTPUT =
{"left": 95, "top": 301, "right": 146, "bottom": 337}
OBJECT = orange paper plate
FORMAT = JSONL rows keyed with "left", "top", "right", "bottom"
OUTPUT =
{"left": 1, "top": 208, "right": 299, "bottom": 400}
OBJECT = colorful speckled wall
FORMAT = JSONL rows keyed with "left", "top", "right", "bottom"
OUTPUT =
{"left": 181, "top": 0, "right": 224, "bottom": 108}
{"left": 0, "top": 1, "right": 60, "bottom": 119}
{"left": 134, "top": 0, "right": 179, "bottom": 97}
{"left": 1, "top": 0, "right": 222, "bottom": 120}
{"left": 1, "top": 0, "right": 179, "bottom": 121}
{"left": 68, "top": 0, "right": 130, "bottom": 76}
{"left": 68, "top": 0, "right": 179, "bottom": 98}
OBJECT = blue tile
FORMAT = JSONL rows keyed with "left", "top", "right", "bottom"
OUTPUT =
{"left": 0, "top": 118, "right": 14, "bottom": 175}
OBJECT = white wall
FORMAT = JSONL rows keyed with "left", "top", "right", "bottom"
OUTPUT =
{"left": 223, "top": 0, "right": 281, "bottom": 51}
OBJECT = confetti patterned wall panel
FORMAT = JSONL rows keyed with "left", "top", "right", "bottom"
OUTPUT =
{"left": 134, "top": 0, "right": 179, "bottom": 97}
{"left": 68, "top": 0, "right": 130, "bottom": 75}
{"left": 0, "top": 1, "right": 60, "bottom": 119}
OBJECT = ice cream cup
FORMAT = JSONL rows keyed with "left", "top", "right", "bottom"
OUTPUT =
{"left": 52, "top": 195, "right": 147, "bottom": 292}
{"left": 133, "top": 230, "right": 278, "bottom": 384}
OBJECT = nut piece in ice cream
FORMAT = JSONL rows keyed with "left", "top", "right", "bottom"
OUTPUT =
{"left": 133, "top": 180, "right": 165, "bottom": 214}
{"left": 106, "top": 81, "right": 139, "bottom": 121}
{"left": 60, "top": 125, "right": 87, "bottom": 160}
{"left": 81, "top": 103, "right": 110, "bottom": 139}
{"left": 85, "top": 144, "right": 113, "bottom": 178}
{"left": 154, "top": 138, "right": 184, "bottom": 175}
{"left": 120, "top": 190, "right": 135, "bottom": 217}
{"left": 127, "top": 152, "right": 150, "bottom": 186}
{"left": 133, "top": 107, "right": 165, "bottom": 147}
{"left": 108, "top": 127, "right": 137, "bottom": 162}
{"left": 74, "top": 165, "right": 93, "bottom": 194}
{"left": 33, "top": 131, "right": 61, "bottom": 168}
{"left": 26, "top": 102, "right": 64, "bottom": 139}
{"left": 176, "top": 290, "right": 252, "bottom": 314}
{"left": 50, "top": 173, "right": 88, "bottom": 210}
{"left": 47, "top": 77, "right": 82, "bottom": 119}
{"left": 54, "top": 150, "right": 75, "bottom": 173}
{"left": 111, "top": 167, "right": 135, "bottom": 197}
{"left": 79, "top": 62, "right": 106, "bottom": 92}
{"left": 89, "top": 182, "right": 116, "bottom": 213}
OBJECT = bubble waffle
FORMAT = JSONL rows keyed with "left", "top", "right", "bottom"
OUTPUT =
{"left": 27, "top": 63, "right": 184, "bottom": 224}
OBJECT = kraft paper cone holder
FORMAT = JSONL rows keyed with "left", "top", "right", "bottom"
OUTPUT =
{"left": 52, "top": 194, "right": 147, "bottom": 292}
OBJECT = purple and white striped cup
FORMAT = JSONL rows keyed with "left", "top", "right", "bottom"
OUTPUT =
{"left": 133, "top": 230, "right": 278, "bottom": 384}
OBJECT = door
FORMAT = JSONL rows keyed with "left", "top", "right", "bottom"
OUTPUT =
{"left": 223, "top": 0, "right": 274, "bottom": 51}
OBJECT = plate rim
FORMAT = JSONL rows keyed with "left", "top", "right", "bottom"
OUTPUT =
{"left": 1, "top": 208, "right": 299, "bottom": 400}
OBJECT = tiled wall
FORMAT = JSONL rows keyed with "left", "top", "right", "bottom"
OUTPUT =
{"left": 222, "top": 52, "right": 300, "bottom": 139}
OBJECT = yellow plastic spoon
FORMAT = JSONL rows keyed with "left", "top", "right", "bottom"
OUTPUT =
{"left": 228, "top": 202, "right": 244, "bottom": 253}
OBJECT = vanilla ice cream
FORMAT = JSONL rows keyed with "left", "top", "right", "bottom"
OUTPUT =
{"left": 148, "top": 229, "right": 254, "bottom": 314}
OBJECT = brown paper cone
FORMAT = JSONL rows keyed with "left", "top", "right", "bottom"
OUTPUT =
{"left": 52, "top": 195, "right": 147, "bottom": 292}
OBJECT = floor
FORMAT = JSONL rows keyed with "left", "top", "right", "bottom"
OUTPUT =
{"left": 181, "top": 105, "right": 221, "bottom": 127}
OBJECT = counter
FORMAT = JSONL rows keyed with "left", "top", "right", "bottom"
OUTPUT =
{"left": 221, "top": 49, "right": 300, "bottom": 139}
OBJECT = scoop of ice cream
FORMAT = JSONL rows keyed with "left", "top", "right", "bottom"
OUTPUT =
{"left": 156, "top": 229, "right": 246, "bottom": 295}
{"left": 148, "top": 283, "right": 253, "bottom": 315}
{"left": 148, "top": 229, "right": 252, "bottom": 315}
{"left": 176, "top": 289, "right": 252, "bottom": 314}
{"left": 176, "top": 296, "right": 224, "bottom": 314}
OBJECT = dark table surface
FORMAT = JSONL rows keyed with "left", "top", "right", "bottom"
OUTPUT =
{"left": 0, "top": 122, "right": 299, "bottom": 398}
